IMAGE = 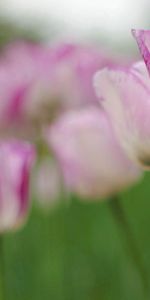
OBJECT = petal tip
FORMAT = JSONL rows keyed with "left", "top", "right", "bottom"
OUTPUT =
{"left": 131, "top": 29, "right": 139, "bottom": 37}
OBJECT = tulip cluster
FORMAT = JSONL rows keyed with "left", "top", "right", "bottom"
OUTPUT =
{"left": 0, "top": 29, "right": 149, "bottom": 231}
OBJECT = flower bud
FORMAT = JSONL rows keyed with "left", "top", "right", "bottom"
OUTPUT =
{"left": 0, "top": 140, "right": 35, "bottom": 232}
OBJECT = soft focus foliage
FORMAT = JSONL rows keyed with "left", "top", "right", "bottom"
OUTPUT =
{"left": 0, "top": 20, "right": 41, "bottom": 48}
{"left": 4, "top": 172, "right": 150, "bottom": 300}
{"left": 34, "top": 158, "right": 61, "bottom": 209}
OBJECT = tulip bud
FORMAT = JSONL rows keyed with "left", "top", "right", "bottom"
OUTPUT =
{"left": 45, "top": 107, "right": 142, "bottom": 200}
{"left": 0, "top": 140, "right": 35, "bottom": 232}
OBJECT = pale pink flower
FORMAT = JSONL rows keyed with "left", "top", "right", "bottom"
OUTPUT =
{"left": 94, "top": 30, "right": 150, "bottom": 169}
{"left": 45, "top": 107, "right": 141, "bottom": 200}
{"left": 0, "top": 42, "right": 117, "bottom": 138}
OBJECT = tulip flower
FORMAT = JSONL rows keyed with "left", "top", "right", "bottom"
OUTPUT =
{"left": 94, "top": 30, "right": 150, "bottom": 169}
{"left": 0, "top": 42, "right": 52, "bottom": 138}
{"left": 0, "top": 42, "right": 117, "bottom": 139}
{"left": 45, "top": 107, "right": 142, "bottom": 200}
{"left": 0, "top": 140, "right": 35, "bottom": 232}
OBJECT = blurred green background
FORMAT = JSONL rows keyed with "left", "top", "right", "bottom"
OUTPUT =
{"left": 3, "top": 172, "right": 150, "bottom": 300}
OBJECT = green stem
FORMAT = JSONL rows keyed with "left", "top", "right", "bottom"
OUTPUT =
{"left": 62, "top": 194, "right": 71, "bottom": 300}
{"left": 109, "top": 195, "right": 149, "bottom": 298}
{"left": 0, "top": 235, "right": 5, "bottom": 300}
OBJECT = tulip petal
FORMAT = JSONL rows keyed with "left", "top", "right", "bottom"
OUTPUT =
{"left": 46, "top": 107, "right": 141, "bottom": 200}
{"left": 132, "top": 29, "right": 150, "bottom": 75}
{"left": 0, "top": 140, "right": 35, "bottom": 232}
{"left": 94, "top": 67, "right": 150, "bottom": 167}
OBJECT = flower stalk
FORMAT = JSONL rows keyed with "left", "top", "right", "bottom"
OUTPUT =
{"left": 109, "top": 195, "right": 149, "bottom": 298}
{"left": 0, "top": 235, "right": 6, "bottom": 300}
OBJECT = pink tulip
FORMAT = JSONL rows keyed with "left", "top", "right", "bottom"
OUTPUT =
{"left": 0, "top": 42, "right": 117, "bottom": 138}
{"left": 94, "top": 29, "right": 150, "bottom": 169}
{"left": 45, "top": 107, "right": 141, "bottom": 200}
{"left": 0, "top": 140, "right": 35, "bottom": 232}
{"left": 0, "top": 42, "right": 52, "bottom": 138}
{"left": 132, "top": 29, "right": 150, "bottom": 75}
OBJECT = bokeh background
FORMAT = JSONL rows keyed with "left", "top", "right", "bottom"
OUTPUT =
{"left": 1, "top": 1, "right": 150, "bottom": 299}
